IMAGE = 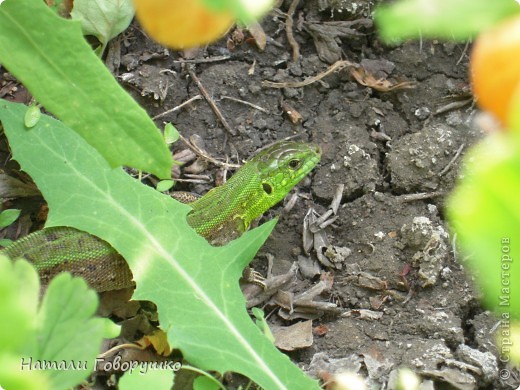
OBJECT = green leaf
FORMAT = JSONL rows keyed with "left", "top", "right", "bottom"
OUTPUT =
{"left": 119, "top": 368, "right": 174, "bottom": 389}
{"left": 32, "top": 273, "right": 114, "bottom": 389}
{"left": 0, "top": 238, "right": 14, "bottom": 247}
{"left": 252, "top": 307, "right": 275, "bottom": 343}
{"left": 0, "top": 100, "right": 319, "bottom": 389}
{"left": 0, "top": 353, "right": 50, "bottom": 390}
{"left": 0, "top": 257, "right": 39, "bottom": 353}
{"left": 0, "top": 256, "right": 44, "bottom": 390}
{"left": 375, "top": 0, "right": 520, "bottom": 42}
{"left": 24, "top": 105, "right": 41, "bottom": 128}
{"left": 200, "top": 0, "right": 273, "bottom": 22}
{"left": 71, "top": 0, "right": 134, "bottom": 48}
{"left": 448, "top": 132, "right": 520, "bottom": 318}
{"left": 510, "top": 322, "right": 520, "bottom": 364}
{"left": 193, "top": 375, "right": 222, "bottom": 390}
{"left": 0, "top": 0, "right": 171, "bottom": 178}
{"left": 163, "top": 123, "right": 180, "bottom": 145}
{"left": 0, "top": 256, "right": 113, "bottom": 390}
{"left": 156, "top": 179, "right": 175, "bottom": 192}
{"left": 0, "top": 208, "right": 21, "bottom": 229}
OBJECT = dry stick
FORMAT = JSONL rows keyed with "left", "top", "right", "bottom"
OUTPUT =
{"left": 187, "top": 66, "right": 237, "bottom": 136}
{"left": 173, "top": 55, "right": 231, "bottom": 64}
{"left": 434, "top": 98, "right": 473, "bottom": 115}
{"left": 152, "top": 95, "right": 203, "bottom": 120}
{"left": 456, "top": 41, "right": 471, "bottom": 66}
{"left": 97, "top": 343, "right": 144, "bottom": 359}
{"left": 262, "top": 60, "right": 354, "bottom": 88}
{"left": 220, "top": 95, "right": 270, "bottom": 113}
{"left": 286, "top": 0, "right": 301, "bottom": 62}
{"left": 438, "top": 143, "right": 466, "bottom": 176}
{"left": 283, "top": 191, "right": 300, "bottom": 213}
{"left": 178, "top": 134, "right": 241, "bottom": 169}
{"left": 398, "top": 191, "right": 444, "bottom": 202}
{"left": 174, "top": 178, "right": 211, "bottom": 184}
{"left": 174, "top": 173, "right": 212, "bottom": 184}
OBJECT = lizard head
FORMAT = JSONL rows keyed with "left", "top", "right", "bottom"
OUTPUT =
{"left": 185, "top": 140, "right": 321, "bottom": 244}
{"left": 252, "top": 141, "right": 321, "bottom": 207}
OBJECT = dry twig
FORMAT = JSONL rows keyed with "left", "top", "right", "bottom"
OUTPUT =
{"left": 262, "top": 59, "right": 354, "bottom": 88}
{"left": 263, "top": 59, "right": 415, "bottom": 93}
{"left": 456, "top": 41, "right": 471, "bottom": 66}
{"left": 173, "top": 55, "right": 230, "bottom": 64}
{"left": 220, "top": 95, "right": 269, "bottom": 113}
{"left": 434, "top": 98, "right": 473, "bottom": 115}
{"left": 350, "top": 67, "right": 416, "bottom": 92}
{"left": 286, "top": 0, "right": 301, "bottom": 62}
{"left": 398, "top": 192, "right": 444, "bottom": 202}
{"left": 152, "top": 95, "right": 202, "bottom": 120}
{"left": 438, "top": 143, "right": 465, "bottom": 176}
{"left": 178, "top": 134, "right": 240, "bottom": 170}
{"left": 187, "top": 66, "right": 237, "bottom": 136}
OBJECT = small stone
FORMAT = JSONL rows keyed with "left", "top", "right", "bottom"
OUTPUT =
{"left": 374, "top": 231, "right": 386, "bottom": 240}
{"left": 446, "top": 111, "right": 463, "bottom": 126}
{"left": 414, "top": 107, "right": 431, "bottom": 120}
{"left": 456, "top": 344, "right": 498, "bottom": 382}
{"left": 248, "top": 83, "right": 262, "bottom": 94}
{"left": 252, "top": 118, "right": 267, "bottom": 129}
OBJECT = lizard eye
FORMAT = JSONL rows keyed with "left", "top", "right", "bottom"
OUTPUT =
{"left": 288, "top": 159, "right": 300, "bottom": 170}
{"left": 262, "top": 182, "right": 273, "bottom": 194}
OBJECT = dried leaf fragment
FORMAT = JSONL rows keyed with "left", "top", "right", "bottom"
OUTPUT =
{"left": 272, "top": 320, "right": 313, "bottom": 351}
{"left": 136, "top": 329, "right": 172, "bottom": 356}
{"left": 350, "top": 66, "right": 416, "bottom": 92}
{"left": 281, "top": 101, "right": 303, "bottom": 124}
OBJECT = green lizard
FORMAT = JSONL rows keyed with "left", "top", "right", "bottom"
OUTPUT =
{"left": 1, "top": 141, "right": 321, "bottom": 292}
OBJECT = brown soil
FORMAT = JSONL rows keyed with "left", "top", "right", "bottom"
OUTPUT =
{"left": 4, "top": 0, "right": 518, "bottom": 389}
{"left": 112, "top": 1, "right": 515, "bottom": 388}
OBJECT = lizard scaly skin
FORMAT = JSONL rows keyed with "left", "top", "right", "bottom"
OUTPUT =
{"left": 187, "top": 141, "right": 321, "bottom": 245}
{"left": 1, "top": 141, "right": 321, "bottom": 291}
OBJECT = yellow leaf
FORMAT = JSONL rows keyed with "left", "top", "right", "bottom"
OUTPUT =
{"left": 136, "top": 329, "right": 172, "bottom": 357}
{"left": 133, "top": 0, "right": 234, "bottom": 49}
